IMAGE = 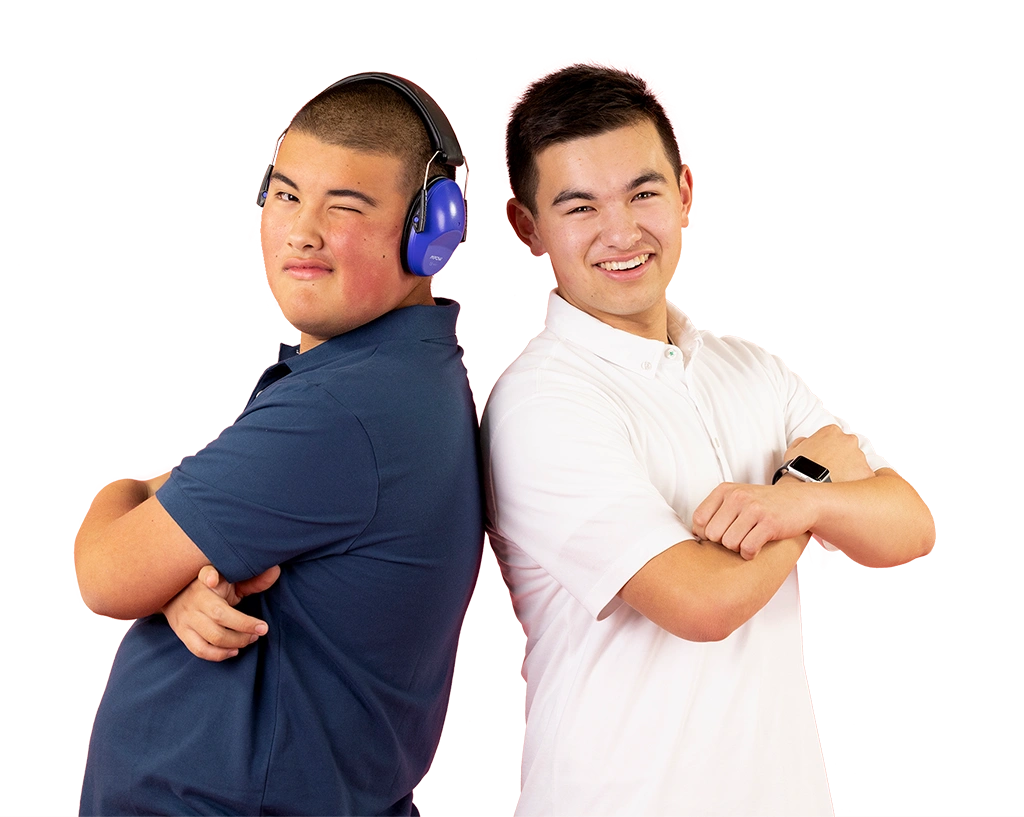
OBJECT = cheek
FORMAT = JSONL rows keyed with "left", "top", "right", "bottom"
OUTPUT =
{"left": 331, "top": 220, "right": 404, "bottom": 265}
{"left": 260, "top": 217, "right": 286, "bottom": 269}
{"left": 540, "top": 224, "right": 589, "bottom": 268}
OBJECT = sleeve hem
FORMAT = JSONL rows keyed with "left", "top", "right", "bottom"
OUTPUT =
{"left": 584, "top": 520, "right": 696, "bottom": 621}
{"left": 156, "top": 478, "right": 255, "bottom": 583}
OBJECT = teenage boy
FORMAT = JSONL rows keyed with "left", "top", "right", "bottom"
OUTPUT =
{"left": 482, "top": 64, "right": 934, "bottom": 816}
{"left": 75, "top": 73, "right": 483, "bottom": 816}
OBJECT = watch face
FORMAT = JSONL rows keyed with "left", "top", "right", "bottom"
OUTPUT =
{"left": 790, "top": 456, "right": 830, "bottom": 482}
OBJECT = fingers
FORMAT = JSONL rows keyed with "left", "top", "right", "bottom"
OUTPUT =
{"left": 696, "top": 484, "right": 759, "bottom": 546}
{"left": 784, "top": 436, "right": 807, "bottom": 459}
{"left": 787, "top": 425, "right": 873, "bottom": 482}
{"left": 692, "top": 484, "right": 728, "bottom": 541}
{"left": 163, "top": 574, "right": 270, "bottom": 663}
{"left": 187, "top": 602, "right": 267, "bottom": 650}
{"left": 716, "top": 507, "right": 772, "bottom": 561}
{"left": 197, "top": 592, "right": 269, "bottom": 639}
{"left": 175, "top": 625, "right": 244, "bottom": 662}
{"left": 236, "top": 565, "right": 281, "bottom": 598}
{"left": 694, "top": 483, "right": 798, "bottom": 561}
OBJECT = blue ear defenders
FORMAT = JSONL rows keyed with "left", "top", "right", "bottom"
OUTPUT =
{"left": 256, "top": 72, "right": 467, "bottom": 277}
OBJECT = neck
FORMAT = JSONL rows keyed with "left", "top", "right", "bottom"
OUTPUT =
{"left": 556, "top": 289, "right": 670, "bottom": 343}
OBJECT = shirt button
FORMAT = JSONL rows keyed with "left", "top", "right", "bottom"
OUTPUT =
{"left": 665, "top": 347, "right": 679, "bottom": 360}
{"left": 642, "top": 361, "right": 653, "bottom": 371}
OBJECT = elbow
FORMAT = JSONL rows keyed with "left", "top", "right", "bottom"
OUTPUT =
{"left": 77, "top": 582, "right": 141, "bottom": 621}
{"left": 76, "top": 567, "right": 124, "bottom": 619}
{"left": 905, "top": 479, "right": 937, "bottom": 565}
{"left": 909, "top": 505, "right": 937, "bottom": 565}
{"left": 679, "top": 620, "right": 740, "bottom": 643}
{"left": 661, "top": 594, "right": 750, "bottom": 643}
{"left": 75, "top": 541, "right": 136, "bottom": 620}
{"left": 912, "top": 518, "right": 936, "bottom": 560}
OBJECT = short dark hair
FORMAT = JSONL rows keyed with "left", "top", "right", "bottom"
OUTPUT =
{"left": 506, "top": 64, "right": 683, "bottom": 212}
{"left": 289, "top": 80, "right": 453, "bottom": 199}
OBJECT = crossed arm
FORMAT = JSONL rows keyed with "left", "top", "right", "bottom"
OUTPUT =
{"left": 74, "top": 473, "right": 278, "bottom": 649}
{"left": 74, "top": 473, "right": 210, "bottom": 619}
{"left": 619, "top": 425, "right": 935, "bottom": 642}
{"left": 162, "top": 426, "right": 934, "bottom": 657}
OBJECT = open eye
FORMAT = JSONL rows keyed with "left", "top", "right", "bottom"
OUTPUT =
{"left": 274, "top": 191, "right": 299, "bottom": 203}
{"left": 633, "top": 191, "right": 657, "bottom": 201}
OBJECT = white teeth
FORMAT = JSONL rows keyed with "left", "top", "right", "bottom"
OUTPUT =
{"left": 598, "top": 254, "right": 649, "bottom": 271}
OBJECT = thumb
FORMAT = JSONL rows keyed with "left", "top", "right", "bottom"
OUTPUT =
{"left": 198, "top": 564, "right": 221, "bottom": 589}
{"left": 199, "top": 564, "right": 237, "bottom": 602}
{"left": 236, "top": 565, "right": 282, "bottom": 598}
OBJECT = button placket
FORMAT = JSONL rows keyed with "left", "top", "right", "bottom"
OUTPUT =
{"left": 693, "top": 388, "right": 732, "bottom": 482}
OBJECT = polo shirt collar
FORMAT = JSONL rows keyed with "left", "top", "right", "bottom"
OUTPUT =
{"left": 249, "top": 299, "right": 461, "bottom": 404}
{"left": 281, "top": 298, "right": 460, "bottom": 365}
{"left": 544, "top": 291, "right": 703, "bottom": 378}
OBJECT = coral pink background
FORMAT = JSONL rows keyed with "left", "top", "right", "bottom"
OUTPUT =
{"left": 2, "top": 62, "right": 1024, "bottom": 817}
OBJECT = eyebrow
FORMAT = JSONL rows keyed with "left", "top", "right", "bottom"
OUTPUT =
{"left": 550, "top": 170, "right": 671, "bottom": 208}
{"left": 270, "top": 171, "right": 380, "bottom": 207}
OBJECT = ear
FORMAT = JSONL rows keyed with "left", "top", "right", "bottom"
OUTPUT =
{"left": 678, "top": 165, "right": 694, "bottom": 229}
{"left": 506, "top": 198, "right": 547, "bottom": 257}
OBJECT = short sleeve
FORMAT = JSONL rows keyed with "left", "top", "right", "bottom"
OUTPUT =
{"left": 156, "top": 379, "right": 378, "bottom": 583}
{"left": 762, "top": 350, "right": 890, "bottom": 473}
{"left": 484, "top": 376, "right": 692, "bottom": 620}
{"left": 764, "top": 348, "right": 890, "bottom": 551}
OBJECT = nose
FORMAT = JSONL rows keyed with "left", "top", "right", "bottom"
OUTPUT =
{"left": 287, "top": 205, "right": 325, "bottom": 251}
{"left": 599, "top": 204, "right": 642, "bottom": 250}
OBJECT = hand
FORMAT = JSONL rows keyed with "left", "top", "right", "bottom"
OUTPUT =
{"left": 784, "top": 424, "right": 875, "bottom": 483}
{"left": 162, "top": 564, "right": 281, "bottom": 662}
{"left": 692, "top": 481, "right": 815, "bottom": 561}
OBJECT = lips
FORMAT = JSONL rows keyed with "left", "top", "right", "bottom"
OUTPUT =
{"left": 595, "top": 252, "right": 652, "bottom": 281}
{"left": 283, "top": 259, "right": 332, "bottom": 280}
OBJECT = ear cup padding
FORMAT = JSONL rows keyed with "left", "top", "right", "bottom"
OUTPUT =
{"left": 402, "top": 177, "right": 467, "bottom": 276}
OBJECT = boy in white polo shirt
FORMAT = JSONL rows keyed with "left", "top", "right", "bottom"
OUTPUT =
{"left": 482, "top": 64, "right": 935, "bottom": 816}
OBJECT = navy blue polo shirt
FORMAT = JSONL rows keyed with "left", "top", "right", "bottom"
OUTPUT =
{"left": 81, "top": 300, "right": 483, "bottom": 816}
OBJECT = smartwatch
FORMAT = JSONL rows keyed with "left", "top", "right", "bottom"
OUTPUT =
{"left": 772, "top": 455, "right": 832, "bottom": 485}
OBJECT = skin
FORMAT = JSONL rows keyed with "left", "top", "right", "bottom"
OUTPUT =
{"left": 507, "top": 119, "right": 692, "bottom": 343}
{"left": 169, "top": 119, "right": 935, "bottom": 655}
{"left": 506, "top": 120, "right": 934, "bottom": 642}
{"left": 262, "top": 130, "right": 434, "bottom": 352}
{"left": 75, "top": 132, "right": 433, "bottom": 624}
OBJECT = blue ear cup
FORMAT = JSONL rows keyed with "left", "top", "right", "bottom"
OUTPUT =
{"left": 402, "top": 177, "right": 467, "bottom": 276}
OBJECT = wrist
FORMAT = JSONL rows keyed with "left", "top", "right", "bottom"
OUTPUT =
{"left": 771, "top": 477, "right": 825, "bottom": 535}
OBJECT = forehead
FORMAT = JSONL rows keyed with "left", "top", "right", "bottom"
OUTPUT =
{"left": 533, "top": 121, "right": 677, "bottom": 204}
{"left": 273, "top": 131, "right": 407, "bottom": 198}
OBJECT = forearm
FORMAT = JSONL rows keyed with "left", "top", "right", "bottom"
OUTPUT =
{"left": 75, "top": 472, "right": 207, "bottom": 619}
{"left": 620, "top": 532, "right": 809, "bottom": 642}
{"left": 800, "top": 469, "right": 934, "bottom": 567}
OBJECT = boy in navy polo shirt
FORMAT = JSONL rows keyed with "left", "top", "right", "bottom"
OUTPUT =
{"left": 75, "top": 74, "right": 483, "bottom": 815}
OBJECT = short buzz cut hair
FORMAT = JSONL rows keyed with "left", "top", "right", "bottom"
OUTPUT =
{"left": 506, "top": 64, "right": 683, "bottom": 212}
{"left": 288, "top": 79, "right": 453, "bottom": 200}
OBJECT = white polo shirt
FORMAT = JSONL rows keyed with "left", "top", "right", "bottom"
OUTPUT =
{"left": 482, "top": 292, "right": 888, "bottom": 817}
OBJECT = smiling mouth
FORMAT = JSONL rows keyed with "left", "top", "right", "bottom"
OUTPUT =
{"left": 596, "top": 253, "right": 650, "bottom": 271}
